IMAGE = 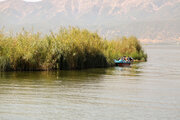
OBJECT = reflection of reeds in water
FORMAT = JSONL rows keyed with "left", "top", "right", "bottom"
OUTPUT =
{"left": 0, "top": 27, "right": 147, "bottom": 71}
{"left": 0, "top": 69, "right": 108, "bottom": 86}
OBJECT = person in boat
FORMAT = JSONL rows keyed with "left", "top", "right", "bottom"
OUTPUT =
{"left": 129, "top": 57, "right": 134, "bottom": 62}
{"left": 122, "top": 56, "right": 125, "bottom": 61}
{"left": 120, "top": 57, "right": 123, "bottom": 61}
{"left": 124, "top": 56, "right": 127, "bottom": 61}
{"left": 127, "top": 56, "right": 130, "bottom": 61}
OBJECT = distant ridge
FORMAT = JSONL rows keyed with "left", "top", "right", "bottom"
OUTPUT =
{"left": 0, "top": 0, "right": 180, "bottom": 43}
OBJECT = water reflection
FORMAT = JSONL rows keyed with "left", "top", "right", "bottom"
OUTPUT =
{"left": 0, "top": 65, "right": 143, "bottom": 93}
{"left": 0, "top": 69, "right": 108, "bottom": 85}
{"left": 114, "top": 63, "right": 143, "bottom": 77}
{"left": 1, "top": 44, "right": 180, "bottom": 120}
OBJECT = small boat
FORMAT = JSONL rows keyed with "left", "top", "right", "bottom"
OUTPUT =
{"left": 114, "top": 59, "right": 132, "bottom": 67}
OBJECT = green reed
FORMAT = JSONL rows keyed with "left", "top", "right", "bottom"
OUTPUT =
{"left": 0, "top": 27, "right": 147, "bottom": 71}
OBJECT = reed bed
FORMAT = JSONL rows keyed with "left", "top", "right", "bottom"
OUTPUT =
{"left": 0, "top": 27, "right": 147, "bottom": 71}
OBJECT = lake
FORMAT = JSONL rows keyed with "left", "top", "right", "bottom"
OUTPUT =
{"left": 0, "top": 44, "right": 180, "bottom": 120}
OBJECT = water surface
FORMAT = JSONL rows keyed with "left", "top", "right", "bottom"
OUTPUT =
{"left": 0, "top": 44, "right": 180, "bottom": 120}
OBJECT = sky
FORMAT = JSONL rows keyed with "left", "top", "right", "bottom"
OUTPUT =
{"left": 24, "top": 0, "right": 42, "bottom": 2}
{"left": 0, "top": 0, "right": 42, "bottom": 2}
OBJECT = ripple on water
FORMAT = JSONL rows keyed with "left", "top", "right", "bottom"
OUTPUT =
{"left": 0, "top": 44, "right": 180, "bottom": 120}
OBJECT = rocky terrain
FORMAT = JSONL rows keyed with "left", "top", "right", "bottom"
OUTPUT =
{"left": 0, "top": 0, "right": 180, "bottom": 42}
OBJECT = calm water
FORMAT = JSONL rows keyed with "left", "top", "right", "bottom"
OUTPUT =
{"left": 0, "top": 44, "right": 180, "bottom": 120}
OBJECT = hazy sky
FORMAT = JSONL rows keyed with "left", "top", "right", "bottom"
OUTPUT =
{"left": 24, "top": 0, "right": 42, "bottom": 2}
{"left": 0, "top": 0, "right": 42, "bottom": 2}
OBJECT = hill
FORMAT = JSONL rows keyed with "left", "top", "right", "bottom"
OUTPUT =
{"left": 0, "top": 0, "right": 180, "bottom": 42}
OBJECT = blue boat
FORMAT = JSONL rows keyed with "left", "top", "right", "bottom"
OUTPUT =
{"left": 114, "top": 59, "right": 131, "bottom": 67}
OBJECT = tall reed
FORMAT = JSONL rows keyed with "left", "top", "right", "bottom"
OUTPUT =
{"left": 0, "top": 27, "right": 147, "bottom": 71}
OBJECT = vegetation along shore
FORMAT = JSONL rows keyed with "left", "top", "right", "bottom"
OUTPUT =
{"left": 0, "top": 27, "right": 147, "bottom": 71}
